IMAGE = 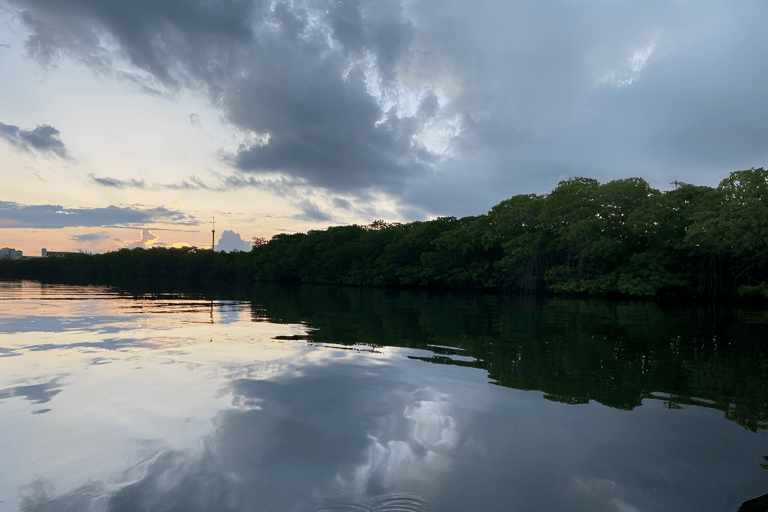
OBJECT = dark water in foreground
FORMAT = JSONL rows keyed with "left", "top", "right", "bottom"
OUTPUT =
{"left": 1, "top": 280, "right": 767, "bottom": 511}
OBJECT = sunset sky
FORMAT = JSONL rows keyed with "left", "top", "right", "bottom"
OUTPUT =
{"left": 2, "top": 0, "right": 767, "bottom": 255}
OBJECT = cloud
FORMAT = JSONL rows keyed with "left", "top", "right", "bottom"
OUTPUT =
{"left": 293, "top": 200, "right": 334, "bottom": 223}
{"left": 8, "top": 0, "right": 437, "bottom": 196}
{"left": 215, "top": 229, "right": 251, "bottom": 252}
{"left": 0, "top": 122, "right": 71, "bottom": 158}
{"left": 123, "top": 229, "right": 160, "bottom": 249}
{"left": 0, "top": 201, "right": 196, "bottom": 229}
{"left": 13, "top": 0, "right": 254, "bottom": 79}
{"left": 89, "top": 171, "right": 400, "bottom": 225}
{"left": 89, "top": 172, "right": 246, "bottom": 192}
{"left": 8, "top": 0, "right": 768, "bottom": 218}
{"left": 89, "top": 175, "right": 148, "bottom": 189}
{"left": 69, "top": 231, "right": 112, "bottom": 244}
{"left": 333, "top": 197, "right": 353, "bottom": 210}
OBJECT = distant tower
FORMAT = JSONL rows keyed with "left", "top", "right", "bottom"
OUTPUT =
{"left": 211, "top": 217, "right": 215, "bottom": 251}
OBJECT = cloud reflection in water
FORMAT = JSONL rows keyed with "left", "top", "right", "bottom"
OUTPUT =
{"left": 0, "top": 377, "right": 63, "bottom": 405}
{"left": 14, "top": 343, "right": 765, "bottom": 512}
{"left": 5, "top": 283, "right": 767, "bottom": 512}
{"left": 17, "top": 356, "right": 464, "bottom": 512}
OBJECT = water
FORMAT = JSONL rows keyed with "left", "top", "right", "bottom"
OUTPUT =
{"left": 1, "top": 280, "right": 767, "bottom": 511}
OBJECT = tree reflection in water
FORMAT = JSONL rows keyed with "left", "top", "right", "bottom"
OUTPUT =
{"left": 3, "top": 282, "right": 767, "bottom": 511}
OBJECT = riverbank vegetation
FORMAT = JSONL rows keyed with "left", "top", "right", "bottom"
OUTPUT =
{"left": 3, "top": 167, "right": 768, "bottom": 301}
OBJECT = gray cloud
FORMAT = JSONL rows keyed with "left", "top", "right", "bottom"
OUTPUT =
{"left": 89, "top": 171, "right": 399, "bottom": 227}
{"left": 222, "top": 71, "right": 434, "bottom": 193}
{"left": 8, "top": 0, "right": 434, "bottom": 195}
{"left": 215, "top": 229, "right": 252, "bottom": 252}
{"left": 333, "top": 197, "right": 353, "bottom": 210}
{"left": 0, "top": 201, "right": 197, "bottom": 228}
{"left": 89, "top": 175, "right": 148, "bottom": 189}
{"left": 8, "top": 0, "right": 768, "bottom": 218}
{"left": 89, "top": 171, "right": 402, "bottom": 223}
{"left": 69, "top": 231, "right": 111, "bottom": 244}
{"left": 14, "top": 0, "right": 254, "bottom": 80}
{"left": 89, "top": 171, "right": 284, "bottom": 193}
{"left": 0, "top": 122, "right": 71, "bottom": 158}
{"left": 293, "top": 199, "right": 334, "bottom": 223}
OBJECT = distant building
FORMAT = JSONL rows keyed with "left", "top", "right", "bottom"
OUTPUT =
{"left": 41, "top": 248, "right": 78, "bottom": 258}
{"left": 0, "top": 248, "right": 23, "bottom": 260}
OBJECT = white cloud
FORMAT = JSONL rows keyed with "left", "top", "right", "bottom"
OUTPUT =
{"left": 598, "top": 30, "right": 669, "bottom": 86}
{"left": 216, "top": 230, "right": 252, "bottom": 252}
{"left": 124, "top": 229, "right": 160, "bottom": 249}
{"left": 599, "top": 34, "right": 662, "bottom": 86}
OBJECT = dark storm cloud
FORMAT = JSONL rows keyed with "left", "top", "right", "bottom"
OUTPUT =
{"left": 0, "top": 200, "right": 196, "bottom": 228}
{"left": 0, "top": 122, "right": 70, "bottom": 158}
{"left": 9, "top": 0, "right": 768, "bottom": 216}
{"left": 218, "top": 31, "right": 434, "bottom": 193}
{"left": 9, "top": 0, "right": 433, "bottom": 195}
{"left": 14, "top": 0, "right": 254, "bottom": 82}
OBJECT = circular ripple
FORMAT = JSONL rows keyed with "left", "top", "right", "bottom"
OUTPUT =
{"left": 311, "top": 499, "right": 369, "bottom": 512}
{"left": 294, "top": 493, "right": 429, "bottom": 512}
{"left": 364, "top": 493, "right": 430, "bottom": 512}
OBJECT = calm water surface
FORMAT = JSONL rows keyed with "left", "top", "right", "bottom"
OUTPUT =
{"left": 1, "top": 280, "right": 767, "bottom": 511}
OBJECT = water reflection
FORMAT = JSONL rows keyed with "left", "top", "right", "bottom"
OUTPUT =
{"left": 244, "top": 284, "right": 768, "bottom": 432}
{"left": 0, "top": 377, "right": 62, "bottom": 405}
{"left": 17, "top": 351, "right": 765, "bottom": 512}
{"left": 2, "top": 281, "right": 767, "bottom": 511}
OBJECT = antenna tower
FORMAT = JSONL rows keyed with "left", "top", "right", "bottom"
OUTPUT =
{"left": 212, "top": 217, "right": 215, "bottom": 251}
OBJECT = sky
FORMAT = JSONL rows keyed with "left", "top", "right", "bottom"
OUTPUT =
{"left": 1, "top": 0, "right": 767, "bottom": 255}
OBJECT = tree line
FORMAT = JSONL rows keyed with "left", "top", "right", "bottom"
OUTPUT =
{"left": 3, "top": 167, "right": 768, "bottom": 301}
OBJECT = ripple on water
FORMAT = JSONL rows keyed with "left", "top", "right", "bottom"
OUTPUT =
{"left": 298, "top": 493, "right": 429, "bottom": 512}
